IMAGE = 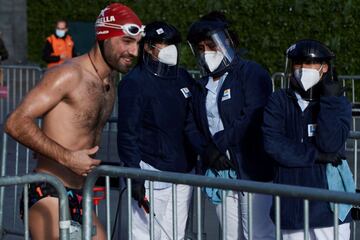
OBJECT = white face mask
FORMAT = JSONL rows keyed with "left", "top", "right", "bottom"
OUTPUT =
{"left": 56, "top": 29, "right": 66, "bottom": 38}
{"left": 157, "top": 45, "right": 178, "bottom": 66}
{"left": 203, "top": 51, "right": 224, "bottom": 72}
{"left": 293, "top": 66, "right": 323, "bottom": 91}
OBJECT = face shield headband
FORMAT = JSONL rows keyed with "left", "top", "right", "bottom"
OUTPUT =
{"left": 188, "top": 29, "right": 235, "bottom": 77}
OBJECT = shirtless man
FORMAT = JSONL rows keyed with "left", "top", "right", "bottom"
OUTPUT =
{"left": 4, "top": 3, "right": 143, "bottom": 239}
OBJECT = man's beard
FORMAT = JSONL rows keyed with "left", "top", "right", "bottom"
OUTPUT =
{"left": 102, "top": 41, "right": 135, "bottom": 74}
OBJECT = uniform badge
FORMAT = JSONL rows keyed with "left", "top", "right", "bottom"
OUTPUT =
{"left": 180, "top": 87, "right": 191, "bottom": 98}
{"left": 222, "top": 89, "right": 231, "bottom": 101}
{"left": 307, "top": 124, "right": 317, "bottom": 137}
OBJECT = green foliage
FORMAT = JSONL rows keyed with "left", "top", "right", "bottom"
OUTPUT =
{"left": 28, "top": 0, "right": 360, "bottom": 74}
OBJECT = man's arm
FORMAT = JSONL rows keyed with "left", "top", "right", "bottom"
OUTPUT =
{"left": 4, "top": 65, "right": 100, "bottom": 176}
{"left": 213, "top": 62, "right": 272, "bottom": 153}
{"left": 316, "top": 96, "right": 352, "bottom": 153}
{"left": 262, "top": 91, "right": 318, "bottom": 167}
{"left": 42, "top": 40, "right": 61, "bottom": 63}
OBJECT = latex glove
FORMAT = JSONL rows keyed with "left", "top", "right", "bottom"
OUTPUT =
{"left": 202, "top": 142, "right": 236, "bottom": 171}
{"left": 131, "top": 179, "right": 146, "bottom": 208}
{"left": 315, "top": 152, "right": 343, "bottom": 166}
{"left": 321, "top": 71, "right": 344, "bottom": 97}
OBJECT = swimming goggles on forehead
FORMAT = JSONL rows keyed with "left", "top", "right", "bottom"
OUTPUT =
{"left": 97, "top": 22, "right": 145, "bottom": 36}
{"left": 120, "top": 24, "right": 145, "bottom": 36}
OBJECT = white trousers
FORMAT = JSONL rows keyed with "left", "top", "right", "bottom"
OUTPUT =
{"left": 131, "top": 184, "right": 193, "bottom": 240}
{"left": 282, "top": 223, "right": 350, "bottom": 240}
{"left": 215, "top": 191, "right": 275, "bottom": 240}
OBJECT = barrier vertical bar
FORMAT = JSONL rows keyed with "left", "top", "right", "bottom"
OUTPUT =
{"left": 275, "top": 196, "right": 281, "bottom": 240}
{"left": 106, "top": 122, "right": 111, "bottom": 162}
{"left": 127, "top": 178, "right": 132, "bottom": 240}
{"left": 149, "top": 181, "right": 154, "bottom": 240}
{"left": 24, "top": 184, "right": 29, "bottom": 240}
{"left": 196, "top": 187, "right": 201, "bottom": 240}
{"left": 352, "top": 79, "right": 355, "bottom": 103}
{"left": 248, "top": 192, "right": 253, "bottom": 240}
{"left": 334, "top": 203, "right": 339, "bottom": 240}
{"left": 13, "top": 143, "right": 19, "bottom": 227}
{"left": 106, "top": 176, "right": 111, "bottom": 240}
{"left": 353, "top": 138, "right": 358, "bottom": 240}
{"left": 25, "top": 149, "right": 30, "bottom": 174}
{"left": 0, "top": 133, "right": 7, "bottom": 234}
{"left": 25, "top": 68, "right": 29, "bottom": 93}
{"left": 11, "top": 68, "right": 14, "bottom": 113}
{"left": 172, "top": 184, "right": 178, "bottom": 240}
{"left": 304, "top": 199, "right": 309, "bottom": 240}
{"left": 221, "top": 190, "right": 226, "bottom": 240}
{"left": 6, "top": 68, "right": 10, "bottom": 117}
{"left": 19, "top": 70, "right": 23, "bottom": 104}
{"left": 355, "top": 139, "right": 358, "bottom": 189}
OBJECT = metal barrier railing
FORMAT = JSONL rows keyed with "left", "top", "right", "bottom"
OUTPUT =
{"left": 82, "top": 165, "right": 360, "bottom": 240}
{"left": 0, "top": 173, "right": 70, "bottom": 240}
{"left": 0, "top": 65, "right": 43, "bottom": 123}
{"left": 2, "top": 124, "right": 360, "bottom": 239}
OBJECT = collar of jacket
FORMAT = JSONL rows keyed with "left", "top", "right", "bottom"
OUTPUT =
{"left": 196, "top": 53, "right": 244, "bottom": 90}
{"left": 286, "top": 88, "right": 319, "bottom": 109}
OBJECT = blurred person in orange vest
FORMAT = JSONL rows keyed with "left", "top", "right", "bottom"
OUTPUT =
{"left": 42, "top": 19, "right": 76, "bottom": 68}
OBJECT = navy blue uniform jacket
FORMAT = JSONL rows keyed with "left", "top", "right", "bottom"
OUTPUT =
{"left": 117, "top": 64, "right": 203, "bottom": 173}
{"left": 192, "top": 55, "right": 273, "bottom": 181}
{"left": 263, "top": 89, "right": 352, "bottom": 229}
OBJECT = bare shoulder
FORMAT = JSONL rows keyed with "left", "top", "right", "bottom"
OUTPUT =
{"left": 41, "top": 57, "right": 86, "bottom": 90}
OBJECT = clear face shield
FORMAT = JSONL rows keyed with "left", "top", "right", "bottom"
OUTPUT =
{"left": 143, "top": 42, "right": 179, "bottom": 78}
{"left": 188, "top": 29, "right": 235, "bottom": 76}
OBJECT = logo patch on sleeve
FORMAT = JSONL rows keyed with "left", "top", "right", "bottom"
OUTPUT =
{"left": 180, "top": 87, "right": 191, "bottom": 98}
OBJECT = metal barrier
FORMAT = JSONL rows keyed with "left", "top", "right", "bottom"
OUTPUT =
{"left": 82, "top": 165, "right": 360, "bottom": 240}
{"left": 271, "top": 72, "right": 286, "bottom": 91}
{"left": 0, "top": 173, "right": 70, "bottom": 240}
{"left": 0, "top": 65, "right": 43, "bottom": 123}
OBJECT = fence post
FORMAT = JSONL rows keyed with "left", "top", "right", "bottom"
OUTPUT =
{"left": 0, "top": 133, "right": 7, "bottom": 238}
{"left": 0, "top": 173, "right": 70, "bottom": 239}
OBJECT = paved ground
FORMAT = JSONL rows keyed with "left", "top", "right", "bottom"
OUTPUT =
{"left": 1, "top": 123, "right": 360, "bottom": 239}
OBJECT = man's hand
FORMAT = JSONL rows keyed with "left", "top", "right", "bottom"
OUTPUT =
{"left": 202, "top": 142, "right": 236, "bottom": 171}
{"left": 315, "top": 152, "right": 343, "bottom": 166}
{"left": 67, "top": 146, "right": 102, "bottom": 176}
{"left": 131, "top": 180, "right": 146, "bottom": 208}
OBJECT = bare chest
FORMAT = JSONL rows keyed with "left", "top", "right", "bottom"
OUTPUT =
{"left": 69, "top": 79, "right": 115, "bottom": 130}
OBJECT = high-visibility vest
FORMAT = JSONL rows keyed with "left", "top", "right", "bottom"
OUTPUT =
{"left": 47, "top": 34, "right": 74, "bottom": 68}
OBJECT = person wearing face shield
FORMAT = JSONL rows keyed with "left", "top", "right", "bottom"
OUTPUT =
{"left": 262, "top": 39, "right": 353, "bottom": 239}
{"left": 117, "top": 21, "right": 204, "bottom": 240}
{"left": 42, "top": 19, "right": 77, "bottom": 68}
{"left": 187, "top": 11, "right": 275, "bottom": 240}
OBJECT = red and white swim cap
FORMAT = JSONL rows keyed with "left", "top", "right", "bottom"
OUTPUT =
{"left": 95, "top": 3, "right": 143, "bottom": 41}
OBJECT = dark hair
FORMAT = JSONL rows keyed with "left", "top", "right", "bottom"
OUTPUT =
{"left": 56, "top": 19, "right": 68, "bottom": 28}
{"left": 200, "top": 11, "right": 228, "bottom": 23}
{"left": 187, "top": 11, "right": 239, "bottom": 48}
